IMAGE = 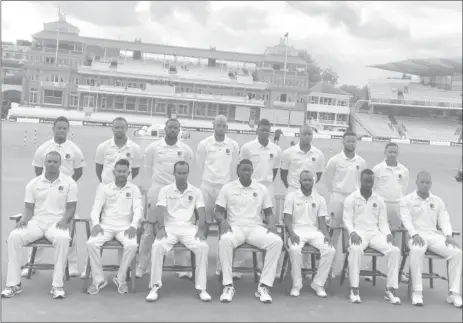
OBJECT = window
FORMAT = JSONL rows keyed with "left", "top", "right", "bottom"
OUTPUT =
{"left": 69, "top": 93, "right": 78, "bottom": 107}
{"left": 100, "top": 95, "right": 107, "bottom": 110}
{"left": 114, "top": 96, "right": 124, "bottom": 110}
{"left": 45, "top": 57, "right": 55, "bottom": 64}
{"left": 177, "top": 104, "right": 189, "bottom": 116}
{"left": 43, "top": 89, "right": 63, "bottom": 105}
{"left": 336, "top": 114, "right": 347, "bottom": 121}
{"left": 207, "top": 103, "right": 217, "bottom": 117}
{"left": 138, "top": 98, "right": 148, "bottom": 112}
{"left": 196, "top": 88, "right": 202, "bottom": 94}
{"left": 195, "top": 103, "right": 206, "bottom": 116}
{"left": 83, "top": 95, "right": 95, "bottom": 108}
{"left": 307, "top": 111, "right": 318, "bottom": 120}
{"left": 75, "top": 78, "right": 79, "bottom": 85}
{"left": 115, "top": 80, "right": 124, "bottom": 87}
{"left": 218, "top": 104, "right": 228, "bottom": 116}
{"left": 86, "top": 78, "right": 97, "bottom": 86}
{"left": 155, "top": 103, "right": 166, "bottom": 114}
{"left": 127, "top": 82, "right": 138, "bottom": 88}
{"left": 30, "top": 74, "right": 39, "bottom": 81}
{"left": 139, "top": 83, "right": 146, "bottom": 90}
{"left": 126, "top": 97, "right": 136, "bottom": 111}
{"left": 30, "top": 88, "right": 38, "bottom": 103}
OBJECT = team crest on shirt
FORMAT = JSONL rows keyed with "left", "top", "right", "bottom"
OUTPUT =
{"left": 372, "top": 203, "right": 377, "bottom": 208}
{"left": 126, "top": 152, "right": 131, "bottom": 158}
{"left": 312, "top": 157, "right": 316, "bottom": 162}
{"left": 330, "top": 212, "right": 335, "bottom": 218}
{"left": 430, "top": 203, "right": 435, "bottom": 209}
{"left": 65, "top": 154, "right": 71, "bottom": 160}
{"left": 356, "top": 165, "right": 360, "bottom": 170}
{"left": 269, "top": 153, "right": 274, "bottom": 159}
{"left": 253, "top": 192, "right": 258, "bottom": 197}
{"left": 312, "top": 203, "right": 316, "bottom": 208}
{"left": 398, "top": 174, "right": 402, "bottom": 179}
{"left": 188, "top": 195, "right": 193, "bottom": 201}
{"left": 177, "top": 151, "right": 182, "bottom": 157}
{"left": 126, "top": 192, "right": 131, "bottom": 198}
{"left": 58, "top": 186, "right": 64, "bottom": 191}
{"left": 225, "top": 149, "right": 230, "bottom": 155}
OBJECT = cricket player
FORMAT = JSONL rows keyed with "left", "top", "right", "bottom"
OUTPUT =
{"left": 25, "top": 116, "right": 84, "bottom": 278}
{"left": 1, "top": 151, "right": 77, "bottom": 299}
{"left": 196, "top": 115, "right": 243, "bottom": 279}
{"left": 325, "top": 131, "right": 366, "bottom": 275}
{"left": 343, "top": 169, "right": 401, "bottom": 305}
{"left": 147, "top": 161, "right": 211, "bottom": 302}
{"left": 86, "top": 159, "right": 143, "bottom": 295}
{"left": 216, "top": 159, "right": 283, "bottom": 304}
{"left": 400, "top": 171, "right": 462, "bottom": 307}
{"left": 283, "top": 171, "right": 335, "bottom": 298}
{"left": 372, "top": 142, "right": 410, "bottom": 282}
{"left": 137, "top": 118, "right": 193, "bottom": 279}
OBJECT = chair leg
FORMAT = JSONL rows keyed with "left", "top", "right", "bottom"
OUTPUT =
{"left": 311, "top": 254, "right": 316, "bottom": 281}
{"left": 429, "top": 258, "right": 434, "bottom": 289}
{"left": 340, "top": 252, "right": 349, "bottom": 285}
{"left": 191, "top": 252, "right": 196, "bottom": 283}
{"left": 28, "top": 247, "right": 38, "bottom": 279}
{"left": 252, "top": 252, "right": 259, "bottom": 283}
{"left": 372, "top": 257, "right": 377, "bottom": 287}
{"left": 279, "top": 251, "right": 289, "bottom": 283}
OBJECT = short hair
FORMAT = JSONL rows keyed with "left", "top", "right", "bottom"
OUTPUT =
{"left": 115, "top": 158, "right": 130, "bottom": 168}
{"left": 165, "top": 118, "right": 180, "bottom": 126}
{"left": 257, "top": 118, "right": 271, "bottom": 128}
{"left": 416, "top": 170, "right": 431, "bottom": 181}
{"left": 385, "top": 142, "right": 398, "bottom": 150}
{"left": 45, "top": 151, "right": 61, "bottom": 162}
{"left": 113, "top": 117, "right": 128, "bottom": 125}
{"left": 343, "top": 131, "right": 357, "bottom": 138}
{"left": 173, "top": 161, "right": 189, "bottom": 173}
{"left": 237, "top": 159, "right": 253, "bottom": 172}
{"left": 299, "top": 170, "right": 314, "bottom": 180}
{"left": 53, "top": 116, "right": 69, "bottom": 127}
{"left": 360, "top": 168, "right": 374, "bottom": 178}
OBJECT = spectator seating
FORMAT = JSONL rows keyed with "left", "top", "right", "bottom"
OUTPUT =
{"left": 354, "top": 113, "right": 399, "bottom": 138}
{"left": 395, "top": 116, "right": 461, "bottom": 141}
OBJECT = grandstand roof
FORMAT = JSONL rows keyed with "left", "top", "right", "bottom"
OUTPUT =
{"left": 368, "top": 57, "right": 462, "bottom": 76}
{"left": 309, "top": 82, "right": 351, "bottom": 96}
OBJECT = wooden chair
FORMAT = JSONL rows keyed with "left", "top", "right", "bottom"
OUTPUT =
{"left": 10, "top": 213, "right": 83, "bottom": 281}
{"left": 399, "top": 229, "right": 461, "bottom": 298}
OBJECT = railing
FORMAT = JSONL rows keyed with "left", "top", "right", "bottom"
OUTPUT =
{"left": 370, "top": 97, "right": 462, "bottom": 109}
{"left": 30, "top": 47, "right": 84, "bottom": 56}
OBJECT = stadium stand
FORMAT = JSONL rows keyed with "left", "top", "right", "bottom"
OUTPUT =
{"left": 353, "top": 113, "right": 399, "bottom": 138}
{"left": 395, "top": 116, "right": 461, "bottom": 141}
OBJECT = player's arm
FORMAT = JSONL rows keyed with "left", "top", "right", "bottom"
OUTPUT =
{"left": 154, "top": 187, "right": 168, "bottom": 231}
{"left": 315, "top": 152, "right": 325, "bottom": 183}
{"left": 90, "top": 184, "right": 106, "bottom": 227}
{"left": 72, "top": 145, "right": 86, "bottom": 182}
{"left": 342, "top": 195, "right": 355, "bottom": 236}
{"left": 378, "top": 199, "right": 391, "bottom": 236}
{"left": 231, "top": 141, "right": 240, "bottom": 175}
{"left": 131, "top": 145, "right": 143, "bottom": 180}
{"left": 402, "top": 167, "right": 410, "bottom": 196}
{"left": 130, "top": 186, "right": 143, "bottom": 229}
{"left": 399, "top": 196, "right": 417, "bottom": 237}
{"left": 144, "top": 144, "right": 155, "bottom": 189}
{"left": 63, "top": 181, "right": 78, "bottom": 223}
{"left": 262, "top": 187, "right": 276, "bottom": 231}
{"left": 324, "top": 156, "right": 336, "bottom": 192}
{"left": 195, "top": 140, "right": 206, "bottom": 171}
{"left": 72, "top": 168, "right": 83, "bottom": 182}
{"left": 372, "top": 164, "right": 380, "bottom": 192}
{"left": 280, "top": 149, "right": 291, "bottom": 188}
{"left": 214, "top": 186, "right": 228, "bottom": 224}
{"left": 273, "top": 147, "right": 283, "bottom": 181}
{"left": 32, "top": 145, "right": 45, "bottom": 176}
{"left": 95, "top": 143, "right": 105, "bottom": 183}
{"left": 22, "top": 181, "right": 36, "bottom": 223}
{"left": 317, "top": 197, "right": 331, "bottom": 239}
{"left": 283, "top": 193, "right": 296, "bottom": 236}
{"left": 436, "top": 198, "right": 453, "bottom": 237}
{"left": 195, "top": 191, "right": 207, "bottom": 233}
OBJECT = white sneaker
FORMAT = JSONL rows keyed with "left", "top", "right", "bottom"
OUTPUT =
{"left": 384, "top": 288, "right": 401, "bottom": 305}
{"left": 80, "top": 271, "right": 91, "bottom": 279}
{"left": 310, "top": 282, "right": 327, "bottom": 298}
{"left": 446, "top": 293, "right": 462, "bottom": 308}
{"left": 21, "top": 268, "right": 34, "bottom": 278}
{"left": 68, "top": 266, "right": 79, "bottom": 277}
{"left": 412, "top": 292, "right": 423, "bottom": 306}
{"left": 220, "top": 285, "right": 235, "bottom": 303}
{"left": 255, "top": 284, "right": 272, "bottom": 304}
{"left": 136, "top": 267, "right": 147, "bottom": 279}
{"left": 400, "top": 272, "right": 409, "bottom": 283}
{"left": 290, "top": 287, "right": 301, "bottom": 297}
{"left": 349, "top": 288, "right": 362, "bottom": 303}
{"left": 146, "top": 285, "right": 161, "bottom": 302}
{"left": 177, "top": 272, "right": 193, "bottom": 279}
{"left": 197, "top": 289, "right": 212, "bottom": 302}
{"left": 50, "top": 287, "right": 66, "bottom": 299}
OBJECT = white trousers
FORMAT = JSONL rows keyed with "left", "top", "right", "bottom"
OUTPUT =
{"left": 328, "top": 191, "right": 350, "bottom": 275}
{"left": 150, "top": 224, "right": 209, "bottom": 290}
{"left": 408, "top": 231, "right": 462, "bottom": 294}
{"left": 86, "top": 226, "right": 138, "bottom": 284}
{"left": 219, "top": 225, "right": 283, "bottom": 287}
{"left": 6, "top": 219, "right": 70, "bottom": 287}
{"left": 288, "top": 227, "right": 336, "bottom": 289}
{"left": 348, "top": 230, "right": 400, "bottom": 289}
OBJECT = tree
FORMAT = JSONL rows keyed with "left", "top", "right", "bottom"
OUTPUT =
{"left": 339, "top": 84, "right": 369, "bottom": 105}
{"left": 297, "top": 50, "right": 322, "bottom": 86}
{"left": 321, "top": 67, "right": 338, "bottom": 86}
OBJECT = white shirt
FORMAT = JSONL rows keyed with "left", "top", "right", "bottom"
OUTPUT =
{"left": 325, "top": 151, "right": 367, "bottom": 195}
{"left": 32, "top": 139, "right": 86, "bottom": 177}
{"left": 196, "top": 135, "right": 239, "bottom": 186}
{"left": 239, "top": 138, "right": 282, "bottom": 185}
{"left": 373, "top": 160, "right": 410, "bottom": 203}
{"left": 400, "top": 191, "right": 453, "bottom": 237}
{"left": 157, "top": 182, "right": 205, "bottom": 227}
{"left": 95, "top": 138, "right": 142, "bottom": 184}
{"left": 90, "top": 181, "right": 143, "bottom": 230}
{"left": 281, "top": 144, "right": 325, "bottom": 190}
{"left": 343, "top": 190, "right": 390, "bottom": 236}
{"left": 283, "top": 189, "right": 328, "bottom": 229}
{"left": 145, "top": 139, "right": 193, "bottom": 185}
{"left": 25, "top": 173, "right": 78, "bottom": 223}
{"left": 216, "top": 179, "right": 272, "bottom": 227}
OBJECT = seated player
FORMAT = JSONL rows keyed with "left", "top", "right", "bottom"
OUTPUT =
{"left": 146, "top": 161, "right": 211, "bottom": 302}
{"left": 284, "top": 171, "right": 335, "bottom": 297}
{"left": 216, "top": 159, "right": 283, "bottom": 304}
{"left": 86, "top": 159, "right": 143, "bottom": 295}
{"left": 400, "top": 171, "right": 462, "bottom": 308}
{"left": 343, "top": 169, "right": 401, "bottom": 305}
{"left": 1, "top": 151, "right": 77, "bottom": 299}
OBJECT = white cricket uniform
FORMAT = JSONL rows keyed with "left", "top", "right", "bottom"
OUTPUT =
{"left": 284, "top": 190, "right": 335, "bottom": 289}
{"left": 30, "top": 139, "right": 85, "bottom": 269}
{"left": 281, "top": 144, "right": 325, "bottom": 196}
{"left": 400, "top": 192, "right": 461, "bottom": 294}
{"left": 216, "top": 180, "right": 283, "bottom": 287}
{"left": 86, "top": 181, "right": 143, "bottom": 285}
{"left": 6, "top": 174, "right": 77, "bottom": 288}
{"left": 95, "top": 138, "right": 142, "bottom": 184}
{"left": 343, "top": 190, "right": 400, "bottom": 289}
{"left": 239, "top": 138, "right": 282, "bottom": 208}
{"left": 150, "top": 183, "right": 209, "bottom": 290}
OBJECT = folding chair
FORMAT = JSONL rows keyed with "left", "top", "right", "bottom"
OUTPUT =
{"left": 399, "top": 230, "right": 461, "bottom": 298}
{"left": 340, "top": 228, "right": 405, "bottom": 286}
{"left": 10, "top": 213, "right": 83, "bottom": 281}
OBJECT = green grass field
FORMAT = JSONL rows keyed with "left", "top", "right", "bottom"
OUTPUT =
{"left": 1, "top": 122, "right": 462, "bottom": 322}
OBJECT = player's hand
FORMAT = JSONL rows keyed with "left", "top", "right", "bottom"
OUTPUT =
{"left": 56, "top": 220, "right": 70, "bottom": 231}
{"left": 267, "top": 224, "right": 277, "bottom": 235}
{"left": 16, "top": 218, "right": 29, "bottom": 229}
{"left": 125, "top": 226, "right": 137, "bottom": 239}
{"left": 412, "top": 234, "right": 425, "bottom": 247}
{"left": 386, "top": 234, "right": 394, "bottom": 244}
{"left": 91, "top": 225, "right": 104, "bottom": 237}
{"left": 289, "top": 233, "right": 300, "bottom": 245}
{"left": 350, "top": 232, "right": 362, "bottom": 246}
{"left": 156, "top": 226, "right": 167, "bottom": 240}
{"left": 137, "top": 185, "right": 146, "bottom": 195}
{"left": 219, "top": 221, "right": 232, "bottom": 235}
{"left": 195, "top": 229, "right": 206, "bottom": 241}
{"left": 445, "top": 236, "right": 460, "bottom": 248}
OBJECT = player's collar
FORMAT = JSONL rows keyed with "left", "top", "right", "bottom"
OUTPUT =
{"left": 412, "top": 190, "right": 434, "bottom": 201}
{"left": 236, "top": 179, "right": 255, "bottom": 189}
{"left": 40, "top": 172, "right": 62, "bottom": 183}
{"left": 173, "top": 182, "right": 193, "bottom": 193}
{"left": 111, "top": 137, "right": 130, "bottom": 148}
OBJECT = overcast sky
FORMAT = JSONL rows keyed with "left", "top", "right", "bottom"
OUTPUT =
{"left": 2, "top": 1, "right": 462, "bottom": 86}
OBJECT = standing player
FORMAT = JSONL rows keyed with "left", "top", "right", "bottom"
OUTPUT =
{"left": 372, "top": 142, "right": 410, "bottom": 282}
{"left": 24, "top": 116, "right": 85, "bottom": 278}
{"left": 196, "top": 115, "right": 243, "bottom": 279}
{"left": 325, "top": 131, "right": 366, "bottom": 276}
{"left": 137, "top": 118, "right": 193, "bottom": 279}
{"left": 274, "top": 128, "right": 283, "bottom": 145}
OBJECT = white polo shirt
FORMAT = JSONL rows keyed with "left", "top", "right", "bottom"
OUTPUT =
{"left": 399, "top": 191, "right": 452, "bottom": 237}
{"left": 157, "top": 182, "right": 205, "bottom": 227}
{"left": 32, "top": 139, "right": 86, "bottom": 177}
{"left": 95, "top": 138, "right": 142, "bottom": 184}
{"left": 145, "top": 139, "right": 193, "bottom": 186}
{"left": 325, "top": 151, "right": 367, "bottom": 195}
{"left": 281, "top": 144, "right": 325, "bottom": 190}
{"left": 239, "top": 139, "right": 282, "bottom": 185}
{"left": 283, "top": 189, "right": 328, "bottom": 230}
{"left": 25, "top": 173, "right": 78, "bottom": 223}
{"left": 372, "top": 160, "right": 409, "bottom": 203}
{"left": 90, "top": 181, "right": 143, "bottom": 230}
{"left": 216, "top": 179, "right": 272, "bottom": 227}
{"left": 196, "top": 135, "right": 239, "bottom": 186}
{"left": 343, "top": 190, "right": 390, "bottom": 236}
